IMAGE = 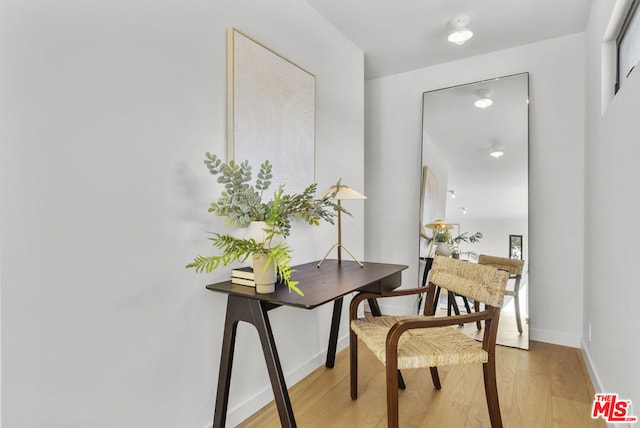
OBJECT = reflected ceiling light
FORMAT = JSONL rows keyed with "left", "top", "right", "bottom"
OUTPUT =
{"left": 448, "top": 190, "right": 456, "bottom": 198}
{"left": 448, "top": 15, "right": 473, "bottom": 45}
{"left": 489, "top": 143, "right": 504, "bottom": 159}
{"left": 474, "top": 89, "right": 493, "bottom": 109}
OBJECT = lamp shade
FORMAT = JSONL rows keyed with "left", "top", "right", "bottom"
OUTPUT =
{"left": 320, "top": 185, "right": 367, "bottom": 200}
{"left": 425, "top": 219, "right": 453, "bottom": 230}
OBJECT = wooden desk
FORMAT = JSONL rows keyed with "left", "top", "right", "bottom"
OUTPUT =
{"left": 206, "top": 259, "right": 408, "bottom": 428}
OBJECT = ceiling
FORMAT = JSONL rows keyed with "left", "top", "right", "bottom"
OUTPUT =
{"left": 306, "top": 0, "right": 592, "bottom": 80}
{"left": 306, "top": 0, "right": 592, "bottom": 222}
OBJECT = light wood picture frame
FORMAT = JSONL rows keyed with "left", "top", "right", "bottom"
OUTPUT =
{"left": 420, "top": 165, "right": 439, "bottom": 231}
{"left": 227, "top": 28, "right": 315, "bottom": 197}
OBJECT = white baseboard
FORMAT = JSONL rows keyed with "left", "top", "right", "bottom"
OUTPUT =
{"left": 580, "top": 338, "right": 604, "bottom": 394}
{"left": 529, "top": 327, "right": 582, "bottom": 348}
{"left": 207, "top": 333, "right": 350, "bottom": 428}
{"left": 580, "top": 340, "right": 635, "bottom": 428}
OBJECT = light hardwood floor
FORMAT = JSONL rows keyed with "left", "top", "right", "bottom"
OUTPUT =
{"left": 238, "top": 340, "right": 605, "bottom": 427}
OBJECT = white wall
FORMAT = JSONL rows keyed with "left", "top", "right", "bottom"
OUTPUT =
{"left": 0, "top": 1, "right": 364, "bottom": 427}
{"left": 583, "top": 0, "right": 640, "bottom": 411}
{"left": 365, "top": 33, "right": 585, "bottom": 346}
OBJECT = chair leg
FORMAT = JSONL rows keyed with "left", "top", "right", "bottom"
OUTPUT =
{"left": 429, "top": 367, "right": 441, "bottom": 390}
{"left": 397, "top": 371, "right": 406, "bottom": 390}
{"left": 386, "top": 354, "right": 400, "bottom": 428}
{"left": 483, "top": 360, "right": 503, "bottom": 428}
{"left": 514, "top": 292, "right": 523, "bottom": 334}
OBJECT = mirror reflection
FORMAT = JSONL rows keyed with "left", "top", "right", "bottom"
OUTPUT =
{"left": 419, "top": 73, "right": 529, "bottom": 350}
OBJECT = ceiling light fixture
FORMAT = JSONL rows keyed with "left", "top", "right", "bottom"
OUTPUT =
{"left": 448, "top": 190, "right": 456, "bottom": 198}
{"left": 460, "top": 207, "right": 467, "bottom": 215}
{"left": 448, "top": 15, "right": 473, "bottom": 45}
{"left": 474, "top": 89, "right": 493, "bottom": 109}
{"left": 489, "top": 143, "right": 504, "bottom": 159}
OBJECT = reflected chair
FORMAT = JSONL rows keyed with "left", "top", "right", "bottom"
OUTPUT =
{"left": 349, "top": 256, "right": 509, "bottom": 428}
{"left": 420, "top": 256, "right": 480, "bottom": 330}
{"left": 477, "top": 255, "right": 526, "bottom": 334}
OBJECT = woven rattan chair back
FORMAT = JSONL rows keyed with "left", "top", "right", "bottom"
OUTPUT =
{"left": 477, "top": 254, "right": 524, "bottom": 276}
{"left": 428, "top": 256, "right": 509, "bottom": 308}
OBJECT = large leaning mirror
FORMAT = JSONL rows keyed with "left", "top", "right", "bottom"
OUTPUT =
{"left": 420, "top": 73, "right": 529, "bottom": 350}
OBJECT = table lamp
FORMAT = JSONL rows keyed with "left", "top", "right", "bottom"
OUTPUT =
{"left": 425, "top": 219, "right": 453, "bottom": 257}
{"left": 317, "top": 184, "right": 367, "bottom": 267}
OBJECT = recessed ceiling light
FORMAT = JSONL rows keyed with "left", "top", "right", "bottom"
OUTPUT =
{"left": 474, "top": 89, "right": 493, "bottom": 108}
{"left": 448, "top": 15, "right": 473, "bottom": 45}
{"left": 489, "top": 143, "right": 504, "bottom": 159}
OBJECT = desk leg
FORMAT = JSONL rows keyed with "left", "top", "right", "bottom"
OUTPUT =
{"left": 212, "top": 295, "right": 296, "bottom": 428}
{"left": 367, "top": 298, "right": 382, "bottom": 316}
{"left": 213, "top": 297, "right": 240, "bottom": 428}
{"left": 325, "top": 297, "right": 343, "bottom": 368}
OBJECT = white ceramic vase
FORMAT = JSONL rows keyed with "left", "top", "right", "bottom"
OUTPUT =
{"left": 243, "top": 221, "right": 284, "bottom": 268}
{"left": 435, "top": 242, "right": 452, "bottom": 257}
{"left": 252, "top": 253, "right": 276, "bottom": 294}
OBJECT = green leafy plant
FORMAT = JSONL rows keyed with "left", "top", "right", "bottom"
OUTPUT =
{"left": 452, "top": 231, "right": 483, "bottom": 245}
{"left": 204, "top": 153, "right": 344, "bottom": 236}
{"left": 433, "top": 230, "right": 483, "bottom": 257}
{"left": 187, "top": 197, "right": 302, "bottom": 294}
{"left": 433, "top": 230, "right": 453, "bottom": 244}
{"left": 187, "top": 153, "right": 347, "bottom": 295}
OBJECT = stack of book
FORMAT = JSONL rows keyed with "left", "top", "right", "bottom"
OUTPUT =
{"left": 231, "top": 267, "right": 254, "bottom": 287}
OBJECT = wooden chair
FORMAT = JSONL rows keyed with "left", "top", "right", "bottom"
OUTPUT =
{"left": 349, "top": 256, "right": 509, "bottom": 428}
{"left": 477, "top": 254, "right": 526, "bottom": 334}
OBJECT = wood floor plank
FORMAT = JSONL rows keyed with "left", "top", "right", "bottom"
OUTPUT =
{"left": 236, "top": 340, "right": 603, "bottom": 427}
{"left": 509, "top": 369, "right": 554, "bottom": 428}
{"left": 551, "top": 396, "right": 604, "bottom": 428}
{"left": 548, "top": 345, "right": 594, "bottom": 403}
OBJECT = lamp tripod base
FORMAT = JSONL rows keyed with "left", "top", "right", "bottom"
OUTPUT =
{"left": 317, "top": 243, "right": 364, "bottom": 268}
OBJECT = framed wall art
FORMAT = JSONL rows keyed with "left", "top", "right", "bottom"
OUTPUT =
{"left": 420, "top": 165, "right": 439, "bottom": 231}
{"left": 227, "top": 28, "right": 315, "bottom": 197}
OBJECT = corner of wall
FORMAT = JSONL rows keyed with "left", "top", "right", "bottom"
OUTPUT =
{"left": 581, "top": 338, "right": 605, "bottom": 393}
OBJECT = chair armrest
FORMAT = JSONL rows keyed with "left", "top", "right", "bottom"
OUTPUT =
{"left": 390, "top": 309, "right": 493, "bottom": 331}
{"left": 349, "top": 283, "right": 437, "bottom": 320}
{"left": 386, "top": 306, "right": 500, "bottom": 352}
{"left": 356, "top": 285, "right": 433, "bottom": 301}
